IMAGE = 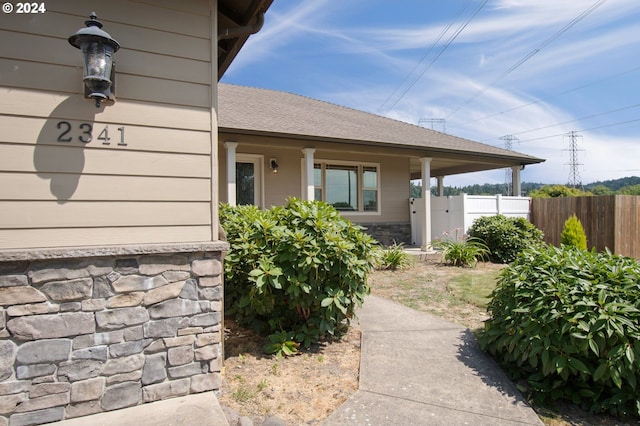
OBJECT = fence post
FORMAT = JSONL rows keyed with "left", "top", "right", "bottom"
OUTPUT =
{"left": 497, "top": 194, "right": 503, "bottom": 215}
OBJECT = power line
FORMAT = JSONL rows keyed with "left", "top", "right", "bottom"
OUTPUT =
{"left": 513, "top": 117, "right": 640, "bottom": 144}
{"left": 450, "top": 64, "right": 640, "bottom": 129}
{"left": 445, "top": 0, "right": 608, "bottom": 120}
{"left": 377, "top": 0, "right": 473, "bottom": 114}
{"left": 378, "top": 0, "right": 488, "bottom": 114}
{"left": 491, "top": 102, "right": 640, "bottom": 140}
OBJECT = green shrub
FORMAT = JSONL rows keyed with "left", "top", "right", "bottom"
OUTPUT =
{"left": 220, "top": 199, "right": 376, "bottom": 349}
{"left": 479, "top": 245, "right": 640, "bottom": 418}
{"left": 529, "top": 184, "right": 591, "bottom": 198}
{"left": 374, "top": 242, "right": 413, "bottom": 271}
{"left": 560, "top": 214, "right": 588, "bottom": 250}
{"left": 431, "top": 235, "right": 489, "bottom": 268}
{"left": 468, "top": 215, "right": 544, "bottom": 263}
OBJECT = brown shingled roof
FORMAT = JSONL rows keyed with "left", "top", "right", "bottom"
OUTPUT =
{"left": 218, "top": 84, "right": 544, "bottom": 175}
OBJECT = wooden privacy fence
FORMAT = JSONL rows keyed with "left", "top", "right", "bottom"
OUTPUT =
{"left": 530, "top": 195, "right": 640, "bottom": 258}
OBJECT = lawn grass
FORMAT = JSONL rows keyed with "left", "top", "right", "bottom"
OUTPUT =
{"left": 446, "top": 270, "right": 500, "bottom": 308}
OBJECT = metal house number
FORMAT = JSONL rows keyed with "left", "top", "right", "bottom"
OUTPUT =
{"left": 56, "top": 121, "right": 127, "bottom": 146}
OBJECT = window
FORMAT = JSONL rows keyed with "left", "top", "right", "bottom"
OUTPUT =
{"left": 236, "top": 154, "right": 263, "bottom": 208}
{"left": 363, "top": 166, "right": 378, "bottom": 211}
{"left": 313, "top": 162, "right": 379, "bottom": 213}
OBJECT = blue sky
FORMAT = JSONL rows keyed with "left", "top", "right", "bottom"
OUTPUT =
{"left": 222, "top": 0, "right": 640, "bottom": 187}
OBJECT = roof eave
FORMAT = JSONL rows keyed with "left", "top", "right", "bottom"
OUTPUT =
{"left": 218, "top": 126, "right": 546, "bottom": 166}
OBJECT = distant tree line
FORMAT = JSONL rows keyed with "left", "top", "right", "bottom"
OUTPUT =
{"left": 410, "top": 176, "right": 640, "bottom": 198}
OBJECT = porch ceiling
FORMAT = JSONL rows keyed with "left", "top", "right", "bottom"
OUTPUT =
{"left": 409, "top": 156, "right": 523, "bottom": 179}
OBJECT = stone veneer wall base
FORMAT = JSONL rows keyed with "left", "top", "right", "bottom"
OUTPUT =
{"left": 360, "top": 223, "right": 412, "bottom": 246}
{"left": 0, "top": 242, "right": 228, "bottom": 426}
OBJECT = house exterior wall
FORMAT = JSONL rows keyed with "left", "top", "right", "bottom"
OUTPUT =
{"left": 0, "top": 0, "right": 218, "bottom": 249}
{"left": 0, "top": 2, "right": 227, "bottom": 424}
{"left": 218, "top": 136, "right": 413, "bottom": 243}
{"left": 0, "top": 245, "right": 224, "bottom": 425}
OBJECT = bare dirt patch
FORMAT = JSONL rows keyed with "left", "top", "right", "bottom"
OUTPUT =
{"left": 219, "top": 319, "right": 361, "bottom": 425}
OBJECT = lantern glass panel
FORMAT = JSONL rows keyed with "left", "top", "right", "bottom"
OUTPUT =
{"left": 82, "top": 41, "right": 113, "bottom": 81}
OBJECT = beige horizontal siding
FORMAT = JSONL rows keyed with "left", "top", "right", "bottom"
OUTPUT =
{"left": 2, "top": 202, "right": 211, "bottom": 228}
{"left": 0, "top": 89, "right": 211, "bottom": 131}
{"left": 0, "top": 173, "right": 210, "bottom": 202}
{"left": 130, "top": 0, "right": 210, "bottom": 16}
{"left": 0, "top": 59, "right": 211, "bottom": 108}
{"left": 0, "top": 226, "right": 213, "bottom": 250}
{"left": 50, "top": 1, "right": 211, "bottom": 39}
{"left": 0, "top": 116, "right": 211, "bottom": 155}
{"left": 0, "top": 29, "right": 211, "bottom": 85}
{"left": 0, "top": 145, "right": 210, "bottom": 178}
{"left": 0, "top": 0, "right": 216, "bottom": 249}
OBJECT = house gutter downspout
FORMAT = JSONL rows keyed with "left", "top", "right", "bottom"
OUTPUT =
{"left": 218, "top": 12, "right": 265, "bottom": 40}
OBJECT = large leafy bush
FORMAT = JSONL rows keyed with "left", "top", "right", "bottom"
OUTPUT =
{"left": 479, "top": 245, "right": 640, "bottom": 418}
{"left": 221, "top": 199, "right": 376, "bottom": 348}
{"left": 468, "top": 215, "right": 544, "bottom": 263}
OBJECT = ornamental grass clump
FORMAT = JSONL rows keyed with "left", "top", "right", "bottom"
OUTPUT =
{"left": 221, "top": 199, "right": 376, "bottom": 351}
{"left": 430, "top": 232, "right": 489, "bottom": 268}
{"left": 374, "top": 242, "right": 413, "bottom": 271}
{"left": 479, "top": 245, "right": 640, "bottom": 418}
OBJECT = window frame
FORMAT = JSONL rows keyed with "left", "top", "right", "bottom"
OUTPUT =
{"left": 312, "top": 160, "right": 381, "bottom": 215}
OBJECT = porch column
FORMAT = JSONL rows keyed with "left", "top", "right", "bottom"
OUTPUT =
{"left": 420, "top": 157, "right": 432, "bottom": 250}
{"left": 437, "top": 176, "right": 444, "bottom": 197}
{"left": 512, "top": 165, "right": 522, "bottom": 196}
{"left": 225, "top": 142, "right": 238, "bottom": 206}
{"left": 302, "top": 148, "right": 316, "bottom": 201}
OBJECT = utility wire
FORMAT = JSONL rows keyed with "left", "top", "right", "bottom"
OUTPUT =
{"left": 377, "top": 0, "right": 473, "bottom": 114}
{"left": 500, "top": 102, "right": 640, "bottom": 139}
{"left": 378, "top": 0, "right": 488, "bottom": 114}
{"left": 445, "top": 0, "right": 608, "bottom": 120}
{"left": 451, "top": 64, "right": 640, "bottom": 129}
{"left": 513, "top": 117, "right": 640, "bottom": 144}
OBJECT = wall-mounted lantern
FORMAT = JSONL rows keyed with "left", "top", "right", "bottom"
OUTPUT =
{"left": 270, "top": 158, "right": 279, "bottom": 174}
{"left": 68, "top": 12, "right": 120, "bottom": 107}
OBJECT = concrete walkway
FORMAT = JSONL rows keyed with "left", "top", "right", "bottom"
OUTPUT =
{"left": 48, "top": 392, "right": 229, "bottom": 426}
{"left": 323, "top": 295, "right": 543, "bottom": 426}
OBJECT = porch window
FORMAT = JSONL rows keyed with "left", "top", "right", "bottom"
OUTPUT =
{"left": 363, "top": 166, "right": 378, "bottom": 211}
{"left": 313, "top": 161, "right": 379, "bottom": 213}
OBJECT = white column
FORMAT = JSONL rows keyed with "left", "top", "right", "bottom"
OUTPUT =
{"left": 302, "top": 148, "right": 316, "bottom": 201}
{"left": 512, "top": 165, "right": 522, "bottom": 196}
{"left": 420, "top": 157, "right": 432, "bottom": 250}
{"left": 225, "top": 142, "right": 238, "bottom": 206}
{"left": 437, "top": 176, "right": 444, "bottom": 197}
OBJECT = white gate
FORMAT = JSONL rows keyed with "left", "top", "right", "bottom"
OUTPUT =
{"left": 410, "top": 194, "right": 531, "bottom": 246}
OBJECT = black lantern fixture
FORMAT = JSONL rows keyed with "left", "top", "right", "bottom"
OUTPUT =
{"left": 68, "top": 12, "right": 120, "bottom": 107}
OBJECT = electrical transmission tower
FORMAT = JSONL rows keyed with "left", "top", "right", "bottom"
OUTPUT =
{"left": 500, "top": 135, "right": 518, "bottom": 195}
{"left": 419, "top": 118, "right": 446, "bottom": 133}
{"left": 563, "top": 130, "right": 584, "bottom": 188}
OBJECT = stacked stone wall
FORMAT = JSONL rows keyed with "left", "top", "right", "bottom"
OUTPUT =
{"left": 0, "top": 243, "right": 226, "bottom": 426}
{"left": 360, "top": 223, "right": 412, "bottom": 246}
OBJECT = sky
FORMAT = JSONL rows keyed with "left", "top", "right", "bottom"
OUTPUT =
{"left": 222, "top": 0, "right": 640, "bottom": 187}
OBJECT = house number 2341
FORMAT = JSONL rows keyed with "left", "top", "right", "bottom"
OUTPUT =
{"left": 56, "top": 121, "right": 127, "bottom": 146}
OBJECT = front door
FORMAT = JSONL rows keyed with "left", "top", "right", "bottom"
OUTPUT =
{"left": 236, "top": 154, "right": 263, "bottom": 208}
